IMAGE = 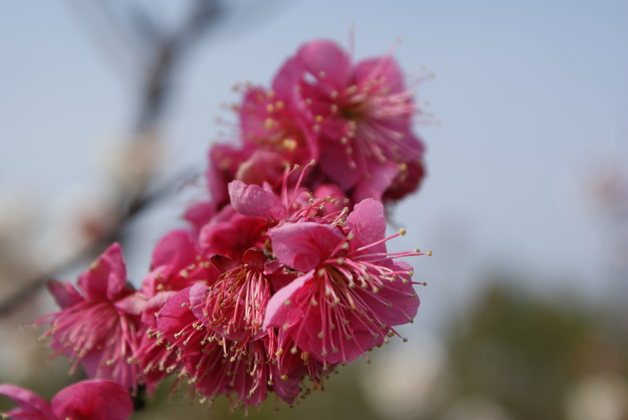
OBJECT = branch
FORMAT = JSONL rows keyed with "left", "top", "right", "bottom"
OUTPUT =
{"left": 0, "top": 168, "right": 198, "bottom": 317}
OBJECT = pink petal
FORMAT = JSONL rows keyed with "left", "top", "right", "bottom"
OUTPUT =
{"left": 141, "top": 291, "right": 177, "bottom": 328}
{"left": 241, "top": 248, "right": 267, "bottom": 272}
{"left": 208, "top": 144, "right": 254, "bottom": 208}
{"left": 156, "top": 287, "right": 196, "bottom": 335}
{"left": 183, "top": 200, "right": 216, "bottom": 231}
{"left": 199, "top": 212, "right": 267, "bottom": 261}
{"left": 354, "top": 56, "right": 405, "bottom": 95}
{"left": 384, "top": 157, "right": 425, "bottom": 201}
{"left": 228, "top": 180, "right": 285, "bottom": 220}
{"left": 351, "top": 160, "right": 399, "bottom": 204}
{"left": 51, "top": 380, "right": 133, "bottom": 420}
{"left": 78, "top": 243, "right": 129, "bottom": 302}
{"left": 318, "top": 136, "right": 365, "bottom": 190}
{"left": 264, "top": 260, "right": 298, "bottom": 292}
{"left": 239, "top": 87, "right": 275, "bottom": 140}
{"left": 297, "top": 40, "right": 351, "bottom": 91}
{"left": 0, "top": 384, "right": 56, "bottom": 420}
{"left": 357, "top": 282, "right": 419, "bottom": 327}
{"left": 270, "top": 365, "right": 300, "bottom": 404}
{"left": 114, "top": 292, "right": 147, "bottom": 316}
{"left": 262, "top": 270, "right": 314, "bottom": 330}
{"left": 301, "top": 313, "right": 383, "bottom": 364}
{"left": 313, "top": 184, "right": 347, "bottom": 215}
{"left": 272, "top": 57, "right": 304, "bottom": 99}
{"left": 209, "top": 254, "right": 240, "bottom": 273}
{"left": 234, "top": 150, "right": 288, "bottom": 189}
{"left": 269, "top": 221, "right": 345, "bottom": 272}
{"left": 46, "top": 280, "right": 84, "bottom": 309}
{"left": 189, "top": 283, "right": 210, "bottom": 325}
{"left": 150, "top": 230, "right": 198, "bottom": 270}
{"left": 346, "top": 198, "right": 387, "bottom": 255}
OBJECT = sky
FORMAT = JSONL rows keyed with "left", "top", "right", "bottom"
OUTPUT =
{"left": 1, "top": 0, "right": 627, "bottom": 334}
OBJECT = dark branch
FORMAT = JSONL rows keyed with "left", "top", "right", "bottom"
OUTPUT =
{"left": 0, "top": 168, "right": 198, "bottom": 317}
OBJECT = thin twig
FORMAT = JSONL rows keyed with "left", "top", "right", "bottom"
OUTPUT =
{"left": 0, "top": 1, "right": 223, "bottom": 316}
{"left": 0, "top": 168, "right": 198, "bottom": 316}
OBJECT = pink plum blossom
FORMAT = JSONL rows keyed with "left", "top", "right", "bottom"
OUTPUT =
{"left": 263, "top": 199, "right": 423, "bottom": 365}
{"left": 34, "top": 244, "right": 145, "bottom": 390}
{"left": 0, "top": 380, "right": 133, "bottom": 420}
{"left": 278, "top": 39, "right": 427, "bottom": 203}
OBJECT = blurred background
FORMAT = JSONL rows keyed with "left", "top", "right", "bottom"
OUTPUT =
{"left": 1, "top": 1, "right": 628, "bottom": 419}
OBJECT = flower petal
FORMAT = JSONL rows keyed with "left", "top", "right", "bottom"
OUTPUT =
{"left": 0, "top": 384, "right": 56, "bottom": 420}
{"left": 78, "top": 243, "right": 129, "bottom": 302}
{"left": 354, "top": 56, "right": 405, "bottom": 95}
{"left": 297, "top": 39, "right": 351, "bottom": 91}
{"left": 351, "top": 160, "right": 399, "bottom": 204}
{"left": 269, "top": 221, "right": 345, "bottom": 272}
{"left": 346, "top": 198, "right": 387, "bottom": 255}
{"left": 262, "top": 270, "right": 314, "bottom": 330}
{"left": 114, "top": 292, "right": 147, "bottom": 316}
{"left": 189, "top": 283, "right": 210, "bottom": 326}
{"left": 46, "top": 280, "right": 84, "bottom": 309}
{"left": 141, "top": 291, "right": 177, "bottom": 328}
{"left": 51, "top": 380, "right": 133, "bottom": 420}
{"left": 272, "top": 57, "right": 304, "bottom": 99}
{"left": 228, "top": 180, "right": 285, "bottom": 221}
{"left": 150, "top": 230, "right": 198, "bottom": 270}
{"left": 156, "top": 287, "right": 196, "bottom": 335}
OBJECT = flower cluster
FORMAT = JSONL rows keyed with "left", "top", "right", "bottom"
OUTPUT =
{"left": 4, "top": 38, "right": 431, "bottom": 418}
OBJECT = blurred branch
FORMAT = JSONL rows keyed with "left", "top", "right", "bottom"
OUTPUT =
{"left": 135, "top": 0, "right": 223, "bottom": 131}
{"left": 0, "top": 168, "right": 198, "bottom": 317}
{"left": 0, "top": 0, "right": 224, "bottom": 316}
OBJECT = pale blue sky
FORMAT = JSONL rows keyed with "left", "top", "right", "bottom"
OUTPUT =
{"left": 1, "top": 0, "right": 627, "bottom": 333}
